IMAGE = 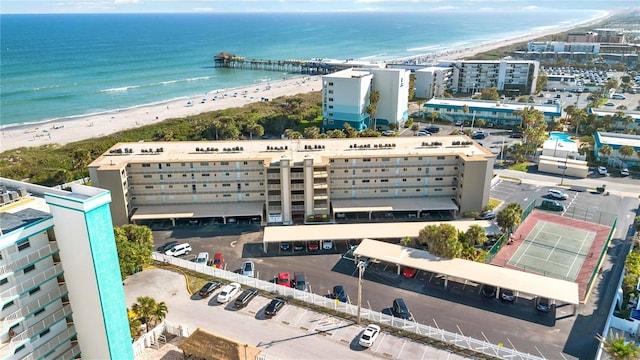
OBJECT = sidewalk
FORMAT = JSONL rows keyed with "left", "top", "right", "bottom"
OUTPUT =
{"left": 494, "top": 168, "right": 640, "bottom": 197}
{"left": 125, "top": 268, "right": 470, "bottom": 360}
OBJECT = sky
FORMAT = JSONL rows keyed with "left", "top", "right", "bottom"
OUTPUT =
{"left": 0, "top": 0, "right": 635, "bottom": 14}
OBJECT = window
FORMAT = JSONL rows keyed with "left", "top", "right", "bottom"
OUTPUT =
{"left": 14, "top": 344, "right": 26, "bottom": 354}
{"left": 142, "top": 163, "right": 151, "bottom": 167}
{"left": 39, "top": 328, "right": 50, "bottom": 338}
{"left": 382, "top": 158, "right": 390, "bottom": 162}
{"left": 381, "top": 179, "right": 389, "bottom": 183}
{"left": 0, "top": 277, "right": 7, "bottom": 285}
{"left": 143, "top": 175, "right": 152, "bottom": 178}
{"left": 363, "top": 158, "right": 371, "bottom": 162}
{"left": 2, "top": 301, "right": 14, "bottom": 310}
{"left": 17, "top": 239, "right": 30, "bottom": 251}
{"left": 328, "top": 90, "right": 334, "bottom": 94}
{"left": 144, "top": 186, "right": 154, "bottom": 189}
{"left": 202, "top": 173, "right": 210, "bottom": 177}
{"left": 222, "top": 184, "right": 231, "bottom": 187}
{"left": 435, "top": 177, "right": 443, "bottom": 181}
{"left": 200, "top": 162, "right": 209, "bottom": 166}
{"left": 362, "top": 179, "right": 370, "bottom": 183}
{"left": 437, "top": 156, "right": 445, "bottom": 160}
{"left": 363, "top": 169, "right": 370, "bottom": 173}
{"left": 221, "top": 162, "right": 229, "bottom": 166}
{"left": 24, "top": 264, "right": 35, "bottom": 274}
{"left": 436, "top": 167, "right": 444, "bottom": 170}
{"left": 328, "top": 82, "right": 334, "bottom": 86}
{"left": 223, "top": 194, "right": 231, "bottom": 197}
{"left": 328, "top": 98, "right": 334, "bottom": 102}
{"left": 434, "top": 188, "right": 442, "bottom": 192}
{"left": 402, "top": 179, "right": 407, "bottom": 182}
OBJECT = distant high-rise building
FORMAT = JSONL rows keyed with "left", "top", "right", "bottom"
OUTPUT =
{"left": 0, "top": 178, "right": 133, "bottom": 360}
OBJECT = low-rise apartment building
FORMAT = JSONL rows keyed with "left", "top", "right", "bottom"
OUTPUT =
{"left": 423, "top": 98, "right": 562, "bottom": 129}
{"left": 88, "top": 137, "right": 495, "bottom": 227}
{"left": 0, "top": 179, "right": 133, "bottom": 360}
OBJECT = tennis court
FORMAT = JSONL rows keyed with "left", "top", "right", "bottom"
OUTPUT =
{"left": 507, "top": 221, "right": 596, "bottom": 281}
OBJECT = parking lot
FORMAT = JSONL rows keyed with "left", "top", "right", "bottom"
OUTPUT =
{"left": 150, "top": 177, "right": 638, "bottom": 360}
{"left": 125, "top": 268, "right": 468, "bottom": 360}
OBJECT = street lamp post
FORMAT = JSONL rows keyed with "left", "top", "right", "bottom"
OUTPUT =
{"left": 356, "top": 259, "right": 368, "bottom": 324}
{"left": 560, "top": 155, "right": 569, "bottom": 186}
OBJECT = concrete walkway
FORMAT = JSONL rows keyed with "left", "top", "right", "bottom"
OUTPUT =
{"left": 124, "top": 268, "right": 470, "bottom": 360}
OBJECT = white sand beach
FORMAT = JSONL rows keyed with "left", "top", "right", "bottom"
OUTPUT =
{"left": 0, "top": 76, "right": 321, "bottom": 152}
{"left": 0, "top": 11, "right": 612, "bottom": 153}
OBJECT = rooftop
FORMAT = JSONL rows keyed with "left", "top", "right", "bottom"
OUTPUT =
{"left": 89, "top": 136, "right": 494, "bottom": 168}
{"left": 425, "top": 98, "right": 561, "bottom": 115}
{"left": 596, "top": 132, "right": 640, "bottom": 148}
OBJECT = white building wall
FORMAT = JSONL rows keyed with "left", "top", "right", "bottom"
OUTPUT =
{"left": 367, "top": 68, "right": 410, "bottom": 128}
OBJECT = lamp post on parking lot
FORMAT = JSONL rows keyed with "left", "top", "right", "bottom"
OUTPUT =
{"left": 356, "top": 259, "right": 369, "bottom": 324}
{"left": 560, "top": 155, "right": 569, "bottom": 186}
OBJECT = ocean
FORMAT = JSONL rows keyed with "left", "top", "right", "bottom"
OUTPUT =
{"left": 0, "top": 8, "right": 612, "bottom": 128}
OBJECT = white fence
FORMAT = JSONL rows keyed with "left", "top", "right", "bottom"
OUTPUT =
{"left": 150, "top": 252, "right": 545, "bottom": 360}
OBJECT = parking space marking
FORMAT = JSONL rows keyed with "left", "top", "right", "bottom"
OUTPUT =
{"left": 397, "top": 338, "right": 408, "bottom": 358}
{"left": 293, "top": 308, "right": 308, "bottom": 327}
{"left": 373, "top": 331, "right": 387, "bottom": 353}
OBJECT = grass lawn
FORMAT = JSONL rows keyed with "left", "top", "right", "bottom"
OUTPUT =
{"left": 508, "top": 162, "right": 532, "bottom": 172}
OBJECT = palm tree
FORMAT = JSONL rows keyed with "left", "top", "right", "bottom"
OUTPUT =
{"left": 128, "top": 308, "right": 142, "bottom": 337}
{"left": 411, "top": 123, "right": 420, "bottom": 135}
{"left": 152, "top": 301, "right": 168, "bottom": 327}
{"left": 599, "top": 145, "right": 613, "bottom": 165}
{"left": 303, "top": 126, "right": 321, "bottom": 139}
{"left": 619, "top": 145, "right": 634, "bottom": 164}
{"left": 572, "top": 109, "right": 586, "bottom": 136}
{"left": 461, "top": 105, "right": 469, "bottom": 126}
{"left": 596, "top": 333, "right": 640, "bottom": 360}
{"left": 429, "top": 111, "right": 439, "bottom": 127}
{"left": 131, "top": 296, "right": 158, "bottom": 327}
{"left": 368, "top": 89, "right": 381, "bottom": 130}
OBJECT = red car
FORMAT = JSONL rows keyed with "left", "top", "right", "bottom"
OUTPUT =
{"left": 277, "top": 272, "right": 291, "bottom": 287}
{"left": 308, "top": 242, "right": 319, "bottom": 251}
{"left": 402, "top": 267, "right": 417, "bottom": 279}
{"left": 213, "top": 253, "right": 224, "bottom": 269}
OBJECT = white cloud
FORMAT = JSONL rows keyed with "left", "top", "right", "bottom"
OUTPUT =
{"left": 192, "top": 7, "right": 215, "bottom": 12}
{"left": 114, "top": 0, "right": 140, "bottom": 4}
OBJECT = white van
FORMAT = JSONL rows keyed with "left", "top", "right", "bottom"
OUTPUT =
{"left": 165, "top": 243, "right": 192, "bottom": 257}
{"left": 195, "top": 252, "right": 209, "bottom": 264}
{"left": 611, "top": 94, "right": 626, "bottom": 100}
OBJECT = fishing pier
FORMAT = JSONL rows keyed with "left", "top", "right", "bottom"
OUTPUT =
{"left": 214, "top": 52, "right": 380, "bottom": 75}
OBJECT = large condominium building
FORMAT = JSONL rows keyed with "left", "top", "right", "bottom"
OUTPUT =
{"left": 414, "top": 60, "right": 540, "bottom": 98}
{"left": 0, "top": 179, "right": 133, "bottom": 360}
{"left": 594, "top": 132, "right": 640, "bottom": 168}
{"left": 568, "top": 29, "right": 625, "bottom": 44}
{"left": 321, "top": 68, "right": 409, "bottom": 131}
{"left": 88, "top": 137, "right": 495, "bottom": 227}
{"left": 424, "top": 98, "right": 562, "bottom": 129}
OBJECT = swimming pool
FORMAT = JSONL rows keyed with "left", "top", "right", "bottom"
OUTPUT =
{"left": 548, "top": 132, "right": 575, "bottom": 143}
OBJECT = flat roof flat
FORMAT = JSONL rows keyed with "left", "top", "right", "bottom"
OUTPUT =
{"left": 425, "top": 98, "right": 560, "bottom": 115}
{"left": 596, "top": 132, "right": 640, "bottom": 148}
{"left": 354, "top": 239, "right": 579, "bottom": 305}
{"left": 263, "top": 220, "right": 499, "bottom": 243}
{"left": 332, "top": 197, "right": 458, "bottom": 212}
{"left": 131, "top": 202, "right": 263, "bottom": 220}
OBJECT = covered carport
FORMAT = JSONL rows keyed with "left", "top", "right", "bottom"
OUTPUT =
{"left": 332, "top": 197, "right": 459, "bottom": 221}
{"left": 130, "top": 202, "right": 264, "bottom": 225}
{"left": 353, "top": 239, "right": 580, "bottom": 310}
{"left": 262, "top": 220, "right": 499, "bottom": 253}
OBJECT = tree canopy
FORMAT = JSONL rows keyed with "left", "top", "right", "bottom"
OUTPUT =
{"left": 114, "top": 224, "right": 154, "bottom": 279}
{"left": 496, "top": 202, "right": 523, "bottom": 234}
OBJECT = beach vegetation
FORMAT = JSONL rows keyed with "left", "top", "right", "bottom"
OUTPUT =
{"left": 0, "top": 92, "right": 324, "bottom": 186}
{"left": 130, "top": 296, "right": 169, "bottom": 330}
{"left": 596, "top": 333, "right": 640, "bottom": 360}
{"left": 536, "top": 73, "right": 548, "bottom": 94}
{"left": 417, "top": 223, "right": 488, "bottom": 262}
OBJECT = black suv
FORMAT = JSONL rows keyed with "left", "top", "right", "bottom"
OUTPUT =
{"left": 157, "top": 240, "right": 178, "bottom": 253}
{"left": 265, "top": 296, "right": 287, "bottom": 317}
{"left": 234, "top": 288, "right": 259, "bottom": 309}
{"left": 392, "top": 298, "right": 412, "bottom": 320}
{"left": 198, "top": 280, "right": 222, "bottom": 298}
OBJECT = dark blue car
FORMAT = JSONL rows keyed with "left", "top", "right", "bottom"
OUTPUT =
{"left": 332, "top": 285, "right": 348, "bottom": 303}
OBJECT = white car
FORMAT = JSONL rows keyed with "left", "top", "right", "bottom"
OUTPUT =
{"left": 217, "top": 283, "right": 241, "bottom": 303}
{"left": 242, "top": 261, "right": 255, "bottom": 278}
{"left": 164, "top": 243, "right": 192, "bottom": 257}
{"left": 322, "top": 240, "right": 333, "bottom": 250}
{"left": 381, "top": 130, "right": 396, "bottom": 136}
{"left": 547, "top": 189, "right": 568, "bottom": 200}
{"left": 358, "top": 324, "right": 381, "bottom": 348}
{"left": 597, "top": 166, "right": 608, "bottom": 175}
{"left": 415, "top": 131, "right": 430, "bottom": 136}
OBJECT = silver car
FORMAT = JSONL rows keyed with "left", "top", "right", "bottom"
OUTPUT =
{"left": 242, "top": 261, "right": 255, "bottom": 278}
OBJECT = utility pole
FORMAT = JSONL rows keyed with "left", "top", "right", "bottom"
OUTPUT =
{"left": 357, "top": 259, "right": 368, "bottom": 324}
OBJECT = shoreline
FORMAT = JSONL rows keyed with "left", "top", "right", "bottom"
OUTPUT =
{"left": 0, "top": 11, "right": 614, "bottom": 153}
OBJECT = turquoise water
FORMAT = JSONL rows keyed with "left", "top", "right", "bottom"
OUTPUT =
{"left": 548, "top": 132, "right": 575, "bottom": 143}
{"left": 1, "top": 9, "right": 613, "bottom": 127}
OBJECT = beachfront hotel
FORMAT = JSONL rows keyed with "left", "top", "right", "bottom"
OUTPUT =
{"left": 88, "top": 137, "right": 495, "bottom": 227}
{"left": 413, "top": 60, "right": 540, "bottom": 98}
{"left": 0, "top": 179, "right": 133, "bottom": 359}
{"left": 321, "top": 68, "right": 410, "bottom": 131}
{"left": 423, "top": 98, "right": 562, "bottom": 129}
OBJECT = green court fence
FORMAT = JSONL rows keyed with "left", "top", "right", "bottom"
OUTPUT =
{"left": 586, "top": 216, "right": 617, "bottom": 293}
{"left": 485, "top": 233, "right": 507, "bottom": 263}
{"left": 521, "top": 199, "right": 536, "bottom": 223}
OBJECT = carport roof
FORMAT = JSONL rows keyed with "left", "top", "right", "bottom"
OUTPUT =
{"left": 130, "top": 202, "right": 263, "bottom": 220}
{"left": 353, "top": 239, "right": 579, "bottom": 305}
{"left": 263, "top": 220, "right": 500, "bottom": 243}
{"left": 332, "top": 197, "right": 458, "bottom": 212}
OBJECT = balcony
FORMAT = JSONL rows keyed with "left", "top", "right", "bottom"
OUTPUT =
{"left": 0, "top": 243, "right": 59, "bottom": 277}
{"left": 1, "top": 284, "right": 68, "bottom": 333}
{"left": 313, "top": 171, "right": 328, "bottom": 178}
{"left": 313, "top": 183, "right": 328, "bottom": 189}
{"left": 0, "top": 264, "right": 64, "bottom": 304}
{"left": 17, "top": 325, "right": 78, "bottom": 360}
{"left": 1, "top": 305, "right": 73, "bottom": 358}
